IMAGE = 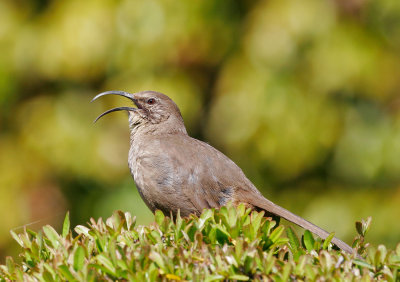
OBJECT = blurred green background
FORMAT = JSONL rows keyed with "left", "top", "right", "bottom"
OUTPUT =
{"left": 1, "top": 0, "right": 400, "bottom": 260}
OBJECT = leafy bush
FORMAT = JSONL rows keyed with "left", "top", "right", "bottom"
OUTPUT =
{"left": 1, "top": 204, "right": 399, "bottom": 281}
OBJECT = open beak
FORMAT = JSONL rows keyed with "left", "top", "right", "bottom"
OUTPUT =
{"left": 91, "top": 90, "right": 138, "bottom": 123}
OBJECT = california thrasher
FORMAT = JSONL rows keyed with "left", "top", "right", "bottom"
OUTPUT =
{"left": 92, "top": 90, "right": 354, "bottom": 254}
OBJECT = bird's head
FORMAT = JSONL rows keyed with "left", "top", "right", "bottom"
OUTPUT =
{"left": 92, "top": 90, "right": 187, "bottom": 135}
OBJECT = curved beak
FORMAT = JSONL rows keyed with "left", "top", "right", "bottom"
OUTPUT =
{"left": 91, "top": 90, "right": 138, "bottom": 123}
{"left": 93, "top": 106, "right": 136, "bottom": 123}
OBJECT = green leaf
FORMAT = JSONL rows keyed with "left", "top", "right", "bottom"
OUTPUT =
{"left": 204, "top": 274, "right": 225, "bottom": 282}
{"left": 42, "top": 270, "right": 55, "bottom": 282}
{"left": 261, "top": 219, "right": 275, "bottom": 236}
{"left": 353, "top": 259, "right": 374, "bottom": 270}
{"left": 10, "top": 230, "right": 23, "bottom": 247}
{"left": 20, "top": 232, "right": 32, "bottom": 249}
{"left": 303, "top": 230, "right": 315, "bottom": 251}
{"left": 90, "top": 263, "right": 115, "bottom": 277}
{"left": 322, "top": 232, "right": 335, "bottom": 250}
{"left": 95, "top": 237, "right": 104, "bottom": 252}
{"left": 215, "top": 225, "right": 230, "bottom": 245}
{"left": 375, "top": 245, "right": 387, "bottom": 265}
{"left": 58, "top": 265, "right": 77, "bottom": 282}
{"left": 62, "top": 211, "right": 70, "bottom": 238}
{"left": 174, "top": 209, "right": 183, "bottom": 240}
{"left": 249, "top": 211, "right": 264, "bottom": 239}
{"left": 319, "top": 251, "right": 333, "bottom": 272}
{"left": 43, "top": 225, "right": 60, "bottom": 248}
{"left": 108, "top": 241, "right": 117, "bottom": 266}
{"left": 281, "top": 263, "right": 292, "bottom": 281}
{"left": 273, "top": 237, "right": 289, "bottom": 247}
{"left": 355, "top": 217, "right": 372, "bottom": 237}
{"left": 6, "top": 256, "right": 15, "bottom": 274}
{"left": 286, "top": 227, "right": 300, "bottom": 253}
{"left": 44, "top": 264, "right": 57, "bottom": 279}
{"left": 363, "top": 217, "right": 372, "bottom": 236}
{"left": 198, "top": 209, "right": 213, "bottom": 230}
{"left": 294, "top": 255, "right": 308, "bottom": 276}
{"left": 73, "top": 246, "right": 85, "bottom": 271}
{"left": 304, "top": 264, "right": 316, "bottom": 280}
{"left": 26, "top": 229, "right": 37, "bottom": 237}
{"left": 208, "top": 227, "right": 217, "bottom": 244}
{"left": 155, "top": 210, "right": 165, "bottom": 227}
{"left": 227, "top": 203, "right": 238, "bottom": 228}
{"left": 124, "top": 212, "right": 136, "bottom": 230}
{"left": 96, "top": 254, "right": 116, "bottom": 276}
{"left": 269, "top": 225, "right": 285, "bottom": 243}
{"left": 355, "top": 221, "right": 363, "bottom": 236}
{"left": 228, "top": 274, "right": 249, "bottom": 281}
{"left": 149, "top": 251, "right": 166, "bottom": 271}
{"left": 112, "top": 210, "right": 125, "bottom": 229}
{"left": 263, "top": 251, "right": 275, "bottom": 274}
{"left": 74, "top": 225, "right": 90, "bottom": 236}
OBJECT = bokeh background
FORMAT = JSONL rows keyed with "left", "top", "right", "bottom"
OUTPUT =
{"left": 1, "top": 0, "right": 400, "bottom": 260}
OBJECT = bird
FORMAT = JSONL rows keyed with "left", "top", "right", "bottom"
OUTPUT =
{"left": 92, "top": 90, "right": 354, "bottom": 254}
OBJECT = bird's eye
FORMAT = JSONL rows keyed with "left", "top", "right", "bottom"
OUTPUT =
{"left": 147, "top": 98, "right": 156, "bottom": 105}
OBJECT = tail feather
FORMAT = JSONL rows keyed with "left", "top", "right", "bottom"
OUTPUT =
{"left": 253, "top": 196, "right": 354, "bottom": 254}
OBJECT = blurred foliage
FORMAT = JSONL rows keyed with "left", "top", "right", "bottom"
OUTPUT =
{"left": 2, "top": 205, "right": 399, "bottom": 281}
{"left": 1, "top": 0, "right": 400, "bottom": 260}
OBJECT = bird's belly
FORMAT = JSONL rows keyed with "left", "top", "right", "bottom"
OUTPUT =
{"left": 130, "top": 158, "right": 196, "bottom": 217}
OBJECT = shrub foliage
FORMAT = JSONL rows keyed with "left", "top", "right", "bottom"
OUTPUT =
{"left": 1, "top": 204, "right": 399, "bottom": 281}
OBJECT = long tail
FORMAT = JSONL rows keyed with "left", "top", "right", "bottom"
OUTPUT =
{"left": 251, "top": 196, "right": 354, "bottom": 254}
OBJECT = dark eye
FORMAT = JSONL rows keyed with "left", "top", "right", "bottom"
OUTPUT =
{"left": 147, "top": 98, "right": 156, "bottom": 105}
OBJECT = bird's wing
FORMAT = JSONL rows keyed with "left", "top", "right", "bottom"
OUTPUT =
{"left": 155, "top": 135, "right": 259, "bottom": 213}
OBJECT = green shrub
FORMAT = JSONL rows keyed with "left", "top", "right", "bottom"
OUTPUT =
{"left": 1, "top": 204, "right": 399, "bottom": 281}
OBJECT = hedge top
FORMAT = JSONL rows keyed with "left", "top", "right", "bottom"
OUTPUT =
{"left": 1, "top": 204, "right": 399, "bottom": 281}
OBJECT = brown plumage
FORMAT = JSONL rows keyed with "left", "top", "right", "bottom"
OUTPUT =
{"left": 92, "top": 90, "right": 354, "bottom": 255}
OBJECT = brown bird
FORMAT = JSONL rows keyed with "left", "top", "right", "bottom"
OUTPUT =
{"left": 92, "top": 90, "right": 354, "bottom": 254}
